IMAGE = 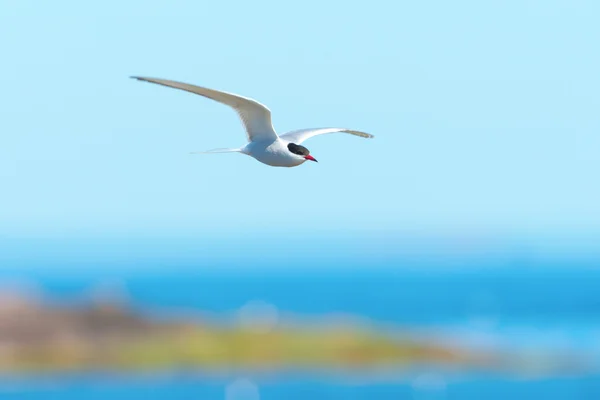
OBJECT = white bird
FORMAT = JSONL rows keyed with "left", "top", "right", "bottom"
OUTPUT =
{"left": 132, "top": 77, "right": 374, "bottom": 167}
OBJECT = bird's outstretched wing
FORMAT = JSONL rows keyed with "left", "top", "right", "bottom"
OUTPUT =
{"left": 132, "top": 77, "right": 278, "bottom": 143}
{"left": 279, "top": 127, "right": 374, "bottom": 144}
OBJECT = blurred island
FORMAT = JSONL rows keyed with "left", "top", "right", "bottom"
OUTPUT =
{"left": 0, "top": 287, "right": 588, "bottom": 376}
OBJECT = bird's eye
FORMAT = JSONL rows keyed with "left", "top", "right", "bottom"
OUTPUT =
{"left": 287, "top": 143, "right": 309, "bottom": 156}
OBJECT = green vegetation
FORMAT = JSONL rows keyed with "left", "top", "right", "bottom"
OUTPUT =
{"left": 0, "top": 294, "right": 487, "bottom": 373}
{"left": 0, "top": 293, "right": 586, "bottom": 375}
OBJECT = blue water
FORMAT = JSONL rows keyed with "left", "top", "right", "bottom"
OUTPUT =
{"left": 2, "top": 264, "right": 600, "bottom": 399}
{"left": 3, "top": 374, "right": 600, "bottom": 400}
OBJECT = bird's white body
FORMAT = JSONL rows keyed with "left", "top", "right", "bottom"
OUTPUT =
{"left": 242, "top": 139, "right": 306, "bottom": 167}
{"left": 132, "top": 77, "right": 374, "bottom": 167}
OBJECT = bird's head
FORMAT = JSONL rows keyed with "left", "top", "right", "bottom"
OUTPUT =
{"left": 287, "top": 143, "right": 317, "bottom": 163}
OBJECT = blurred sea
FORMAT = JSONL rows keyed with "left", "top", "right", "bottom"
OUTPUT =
{"left": 1, "top": 263, "right": 599, "bottom": 399}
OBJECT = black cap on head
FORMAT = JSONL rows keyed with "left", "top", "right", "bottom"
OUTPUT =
{"left": 287, "top": 143, "right": 310, "bottom": 156}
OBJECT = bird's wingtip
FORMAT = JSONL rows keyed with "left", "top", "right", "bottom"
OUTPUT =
{"left": 131, "top": 76, "right": 155, "bottom": 82}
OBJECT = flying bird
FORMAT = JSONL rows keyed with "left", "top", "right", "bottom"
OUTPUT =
{"left": 132, "top": 77, "right": 373, "bottom": 167}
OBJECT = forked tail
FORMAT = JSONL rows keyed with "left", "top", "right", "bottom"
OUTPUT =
{"left": 190, "top": 148, "right": 242, "bottom": 155}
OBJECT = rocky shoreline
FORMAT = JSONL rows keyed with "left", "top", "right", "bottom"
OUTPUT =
{"left": 0, "top": 290, "right": 590, "bottom": 376}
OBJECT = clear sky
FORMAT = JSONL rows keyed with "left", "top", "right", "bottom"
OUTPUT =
{"left": 1, "top": 1, "right": 599, "bottom": 262}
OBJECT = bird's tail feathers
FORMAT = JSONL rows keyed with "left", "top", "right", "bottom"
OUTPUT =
{"left": 190, "top": 148, "right": 242, "bottom": 155}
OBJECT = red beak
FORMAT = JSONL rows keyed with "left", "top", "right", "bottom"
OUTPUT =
{"left": 304, "top": 155, "right": 318, "bottom": 162}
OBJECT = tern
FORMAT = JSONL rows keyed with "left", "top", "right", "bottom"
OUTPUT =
{"left": 132, "top": 77, "right": 374, "bottom": 167}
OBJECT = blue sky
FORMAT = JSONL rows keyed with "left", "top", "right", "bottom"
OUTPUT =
{"left": 1, "top": 0, "right": 599, "bottom": 261}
